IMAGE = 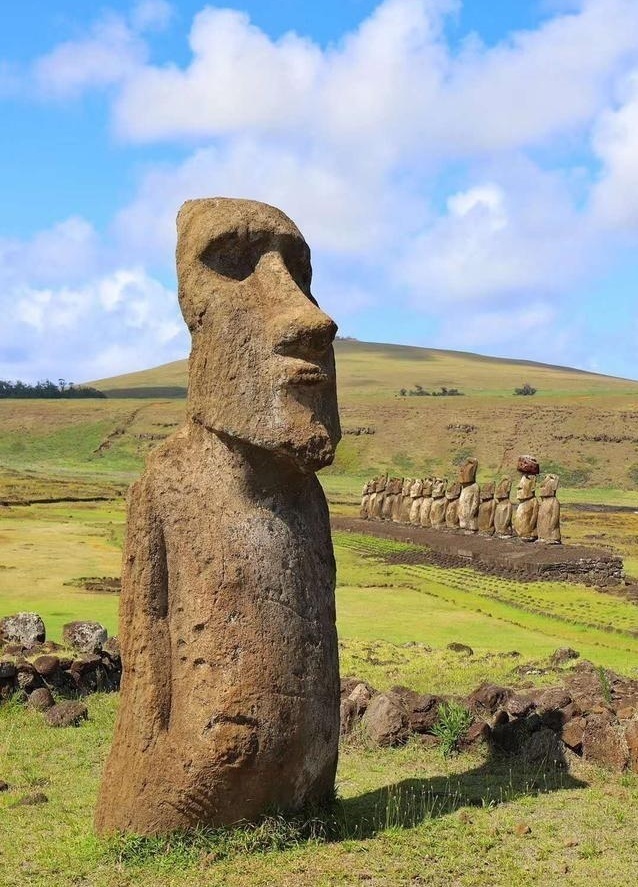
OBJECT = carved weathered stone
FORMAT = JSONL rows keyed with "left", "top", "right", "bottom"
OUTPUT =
{"left": 445, "top": 482, "right": 461, "bottom": 529}
{"left": 398, "top": 478, "right": 414, "bottom": 523}
{"left": 408, "top": 479, "right": 424, "bottom": 525}
{"left": 382, "top": 477, "right": 401, "bottom": 521}
{"left": 419, "top": 477, "right": 435, "bottom": 527}
{"left": 370, "top": 475, "right": 387, "bottom": 520}
{"left": 360, "top": 481, "right": 373, "bottom": 519}
{"left": 458, "top": 458, "right": 480, "bottom": 533}
{"left": 513, "top": 475, "right": 539, "bottom": 541}
{"left": 538, "top": 474, "right": 561, "bottom": 544}
{"left": 493, "top": 476, "right": 513, "bottom": 537}
{"left": 477, "top": 482, "right": 496, "bottom": 536}
{"left": 95, "top": 198, "right": 341, "bottom": 836}
{"left": 429, "top": 478, "right": 448, "bottom": 529}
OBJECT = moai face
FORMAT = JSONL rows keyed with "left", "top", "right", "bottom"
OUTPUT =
{"left": 481, "top": 482, "right": 495, "bottom": 502}
{"left": 432, "top": 478, "right": 447, "bottom": 498}
{"left": 495, "top": 477, "right": 512, "bottom": 500}
{"left": 422, "top": 477, "right": 434, "bottom": 497}
{"left": 402, "top": 478, "right": 413, "bottom": 497}
{"left": 458, "top": 458, "right": 478, "bottom": 485}
{"left": 446, "top": 482, "right": 461, "bottom": 501}
{"left": 516, "top": 475, "right": 536, "bottom": 502}
{"left": 410, "top": 479, "right": 423, "bottom": 498}
{"left": 177, "top": 198, "right": 341, "bottom": 473}
{"left": 376, "top": 475, "right": 388, "bottom": 492}
{"left": 540, "top": 473, "right": 559, "bottom": 497}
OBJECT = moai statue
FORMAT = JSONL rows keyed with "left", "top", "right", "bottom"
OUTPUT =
{"left": 419, "top": 477, "right": 435, "bottom": 527}
{"left": 360, "top": 480, "right": 373, "bottom": 520}
{"left": 445, "top": 481, "right": 461, "bottom": 529}
{"left": 429, "top": 478, "right": 448, "bottom": 529}
{"left": 537, "top": 474, "right": 561, "bottom": 544}
{"left": 398, "top": 478, "right": 414, "bottom": 523}
{"left": 477, "top": 481, "right": 496, "bottom": 536}
{"left": 382, "top": 477, "right": 402, "bottom": 521}
{"left": 370, "top": 475, "right": 387, "bottom": 520}
{"left": 513, "top": 474, "right": 539, "bottom": 541}
{"left": 408, "top": 479, "right": 424, "bottom": 525}
{"left": 458, "top": 457, "right": 480, "bottom": 533}
{"left": 493, "top": 477, "right": 513, "bottom": 537}
{"left": 95, "top": 198, "right": 342, "bottom": 836}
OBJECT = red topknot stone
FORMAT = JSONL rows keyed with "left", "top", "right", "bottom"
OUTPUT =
{"left": 517, "top": 455, "right": 540, "bottom": 476}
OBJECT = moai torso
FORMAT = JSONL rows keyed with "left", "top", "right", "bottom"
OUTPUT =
{"left": 458, "top": 458, "right": 480, "bottom": 532}
{"left": 419, "top": 478, "right": 435, "bottom": 527}
{"left": 537, "top": 474, "right": 561, "bottom": 543}
{"left": 430, "top": 479, "right": 448, "bottom": 529}
{"left": 95, "top": 198, "right": 341, "bottom": 837}
{"left": 477, "top": 482, "right": 496, "bottom": 536}
{"left": 513, "top": 475, "right": 539, "bottom": 540}
{"left": 370, "top": 476, "right": 387, "bottom": 520}
{"left": 399, "top": 478, "right": 414, "bottom": 523}
{"left": 408, "top": 479, "right": 424, "bottom": 524}
{"left": 383, "top": 477, "right": 401, "bottom": 521}
{"left": 493, "top": 477, "right": 513, "bottom": 537}
{"left": 360, "top": 481, "right": 372, "bottom": 519}
{"left": 445, "top": 482, "right": 461, "bottom": 529}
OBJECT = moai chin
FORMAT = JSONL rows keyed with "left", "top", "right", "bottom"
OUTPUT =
{"left": 493, "top": 476, "right": 513, "bottom": 537}
{"left": 537, "top": 473, "right": 561, "bottom": 544}
{"left": 408, "top": 479, "right": 424, "bottom": 525}
{"left": 429, "top": 478, "right": 448, "bottom": 529}
{"left": 419, "top": 477, "right": 435, "bottom": 527}
{"left": 445, "top": 481, "right": 462, "bottom": 529}
{"left": 95, "top": 198, "right": 342, "bottom": 836}
{"left": 458, "top": 457, "right": 480, "bottom": 533}
{"left": 513, "top": 474, "right": 539, "bottom": 541}
{"left": 477, "top": 481, "right": 496, "bottom": 536}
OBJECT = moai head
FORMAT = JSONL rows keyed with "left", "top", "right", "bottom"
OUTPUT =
{"left": 177, "top": 198, "right": 341, "bottom": 473}
{"left": 422, "top": 477, "right": 434, "bottom": 497}
{"left": 409, "top": 479, "right": 423, "bottom": 498}
{"left": 540, "top": 474, "right": 559, "bottom": 498}
{"left": 495, "top": 477, "right": 512, "bottom": 500}
{"left": 432, "top": 478, "right": 447, "bottom": 499}
{"left": 458, "top": 458, "right": 478, "bottom": 485}
{"left": 481, "top": 481, "right": 495, "bottom": 502}
{"left": 516, "top": 474, "right": 537, "bottom": 502}
{"left": 402, "top": 478, "right": 413, "bottom": 497}
{"left": 375, "top": 475, "right": 388, "bottom": 493}
{"left": 446, "top": 481, "right": 461, "bottom": 501}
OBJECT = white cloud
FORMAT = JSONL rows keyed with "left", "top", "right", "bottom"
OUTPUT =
{"left": 131, "top": 0, "right": 174, "bottom": 32}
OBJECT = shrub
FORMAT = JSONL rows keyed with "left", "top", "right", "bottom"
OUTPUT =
{"left": 514, "top": 383, "right": 537, "bottom": 396}
{"left": 431, "top": 701, "right": 473, "bottom": 757}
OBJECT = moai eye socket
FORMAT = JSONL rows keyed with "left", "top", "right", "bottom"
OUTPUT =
{"left": 200, "top": 232, "right": 266, "bottom": 281}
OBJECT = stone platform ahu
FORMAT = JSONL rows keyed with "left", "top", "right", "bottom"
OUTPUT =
{"left": 95, "top": 199, "right": 342, "bottom": 836}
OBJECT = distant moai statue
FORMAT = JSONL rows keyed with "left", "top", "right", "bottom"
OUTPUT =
{"left": 370, "top": 475, "right": 388, "bottom": 520}
{"left": 478, "top": 481, "right": 496, "bottom": 536}
{"left": 458, "top": 457, "right": 480, "bottom": 532}
{"left": 445, "top": 481, "right": 461, "bottom": 529}
{"left": 399, "top": 478, "right": 414, "bottom": 523}
{"left": 419, "top": 477, "right": 435, "bottom": 527}
{"left": 513, "top": 458, "right": 540, "bottom": 541}
{"left": 382, "top": 477, "right": 402, "bottom": 521}
{"left": 360, "top": 480, "right": 373, "bottom": 519}
{"left": 95, "top": 198, "right": 341, "bottom": 836}
{"left": 408, "top": 479, "right": 425, "bottom": 524}
{"left": 537, "top": 474, "right": 561, "bottom": 544}
{"left": 493, "top": 477, "right": 513, "bottom": 537}
{"left": 429, "top": 478, "right": 448, "bottom": 529}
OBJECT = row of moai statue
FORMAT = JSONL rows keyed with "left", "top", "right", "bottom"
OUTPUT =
{"left": 360, "top": 456, "right": 561, "bottom": 543}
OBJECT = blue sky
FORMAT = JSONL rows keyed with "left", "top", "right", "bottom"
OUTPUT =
{"left": 1, "top": 0, "right": 638, "bottom": 382}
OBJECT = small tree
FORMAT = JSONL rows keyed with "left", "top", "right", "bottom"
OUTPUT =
{"left": 514, "top": 382, "right": 537, "bottom": 396}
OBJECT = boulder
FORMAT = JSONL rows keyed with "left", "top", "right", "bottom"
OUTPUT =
{"left": 347, "top": 682, "right": 375, "bottom": 716}
{"left": 523, "top": 728, "right": 567, "bottom": 769}
{"left": 44, "top": 701, "right": 89, "bottom": 728}
{"left": 33, "top": 655, "right": 60, "bottom": 678}
{"left": 62, "top": 621, "right": 108, "bottom": 654}
{"left": 361, "top": 693, "right": 410, "bottom": 747}
{"left": 447, "top": 643, "right": 473, "bottom": 656}
{"left": 0, "top": 613, "right": 45, "bottom": 648}
{"left": 549, "top": 648, "right": 580, "bottom": 667}
{"left": 624, "top": 721, "right": 638, "bottom": 770}
{"left": 340, "top": 698, "right": 358, "bottom": 736}
{"left": 0, "top": 660, "right": 16, "bottom": 680}
{"left": 467, "top": 682, "right": 511, "bottom": 714}
{"left": 561, "top": 716, "right": 586, "bottom": 751}
{"left": 27, "top": 687, "right": 55, "bottom": 712}
{"left": 582, "top": 714, "right": 629, "bottom": 771}
{"left": 390, "top": 686, "right": 442, "bottom": 734}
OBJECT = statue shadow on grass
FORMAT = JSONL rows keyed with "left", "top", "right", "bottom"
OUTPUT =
{"left": 329, "top": 744, "right": 587, "bottom": 841}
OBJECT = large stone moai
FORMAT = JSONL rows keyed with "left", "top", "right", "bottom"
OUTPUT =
{"left": 538, "top": 473, "right": 561, "bottom": 544}
{"left": 458, "top": 457, "right": 480, "bottom": 533}
{"left": 419, "top": 477, "right": 435, "bottom": 527}
{"left": 430, "top": 478, "right": 448, "bottom": 529}
{"left": 381, "top": 477, "right": 401, "bottom": 521}
{"left": 493, "top": 477, "right": 513, "bottom": 537}
{"left": 408, "top": 479, "right": 424, "bottom": 524}
{"left": 513, "top": 456, "right": 540, "bottom": 541}
{"left": 360, "top": 481, "right": 373, "bottom": 519}
{"left": 95, "top": 199, "right": 342, "bottom": 836}
{"left": 478, "top": 481, "right": 496, "bottom": 536}
{"left": 370, "top": 475, "right": 387, "bottom": 520}
{"left": 398, "top": 478, "right": 414, "bottom": 523}
{"left": 444, "top": 482, "right": 461, "bottom": 529}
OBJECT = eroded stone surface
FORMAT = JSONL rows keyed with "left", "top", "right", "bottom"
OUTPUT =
{"left": 95, "top": 198, "right": 341, "bottom": 836}
{"left": 0, "top": 613, "right": 45, "bottom": 648}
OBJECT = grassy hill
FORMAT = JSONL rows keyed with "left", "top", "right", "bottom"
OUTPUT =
{"left": 1, "top": 339, "right": 638, "bottom": 501}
